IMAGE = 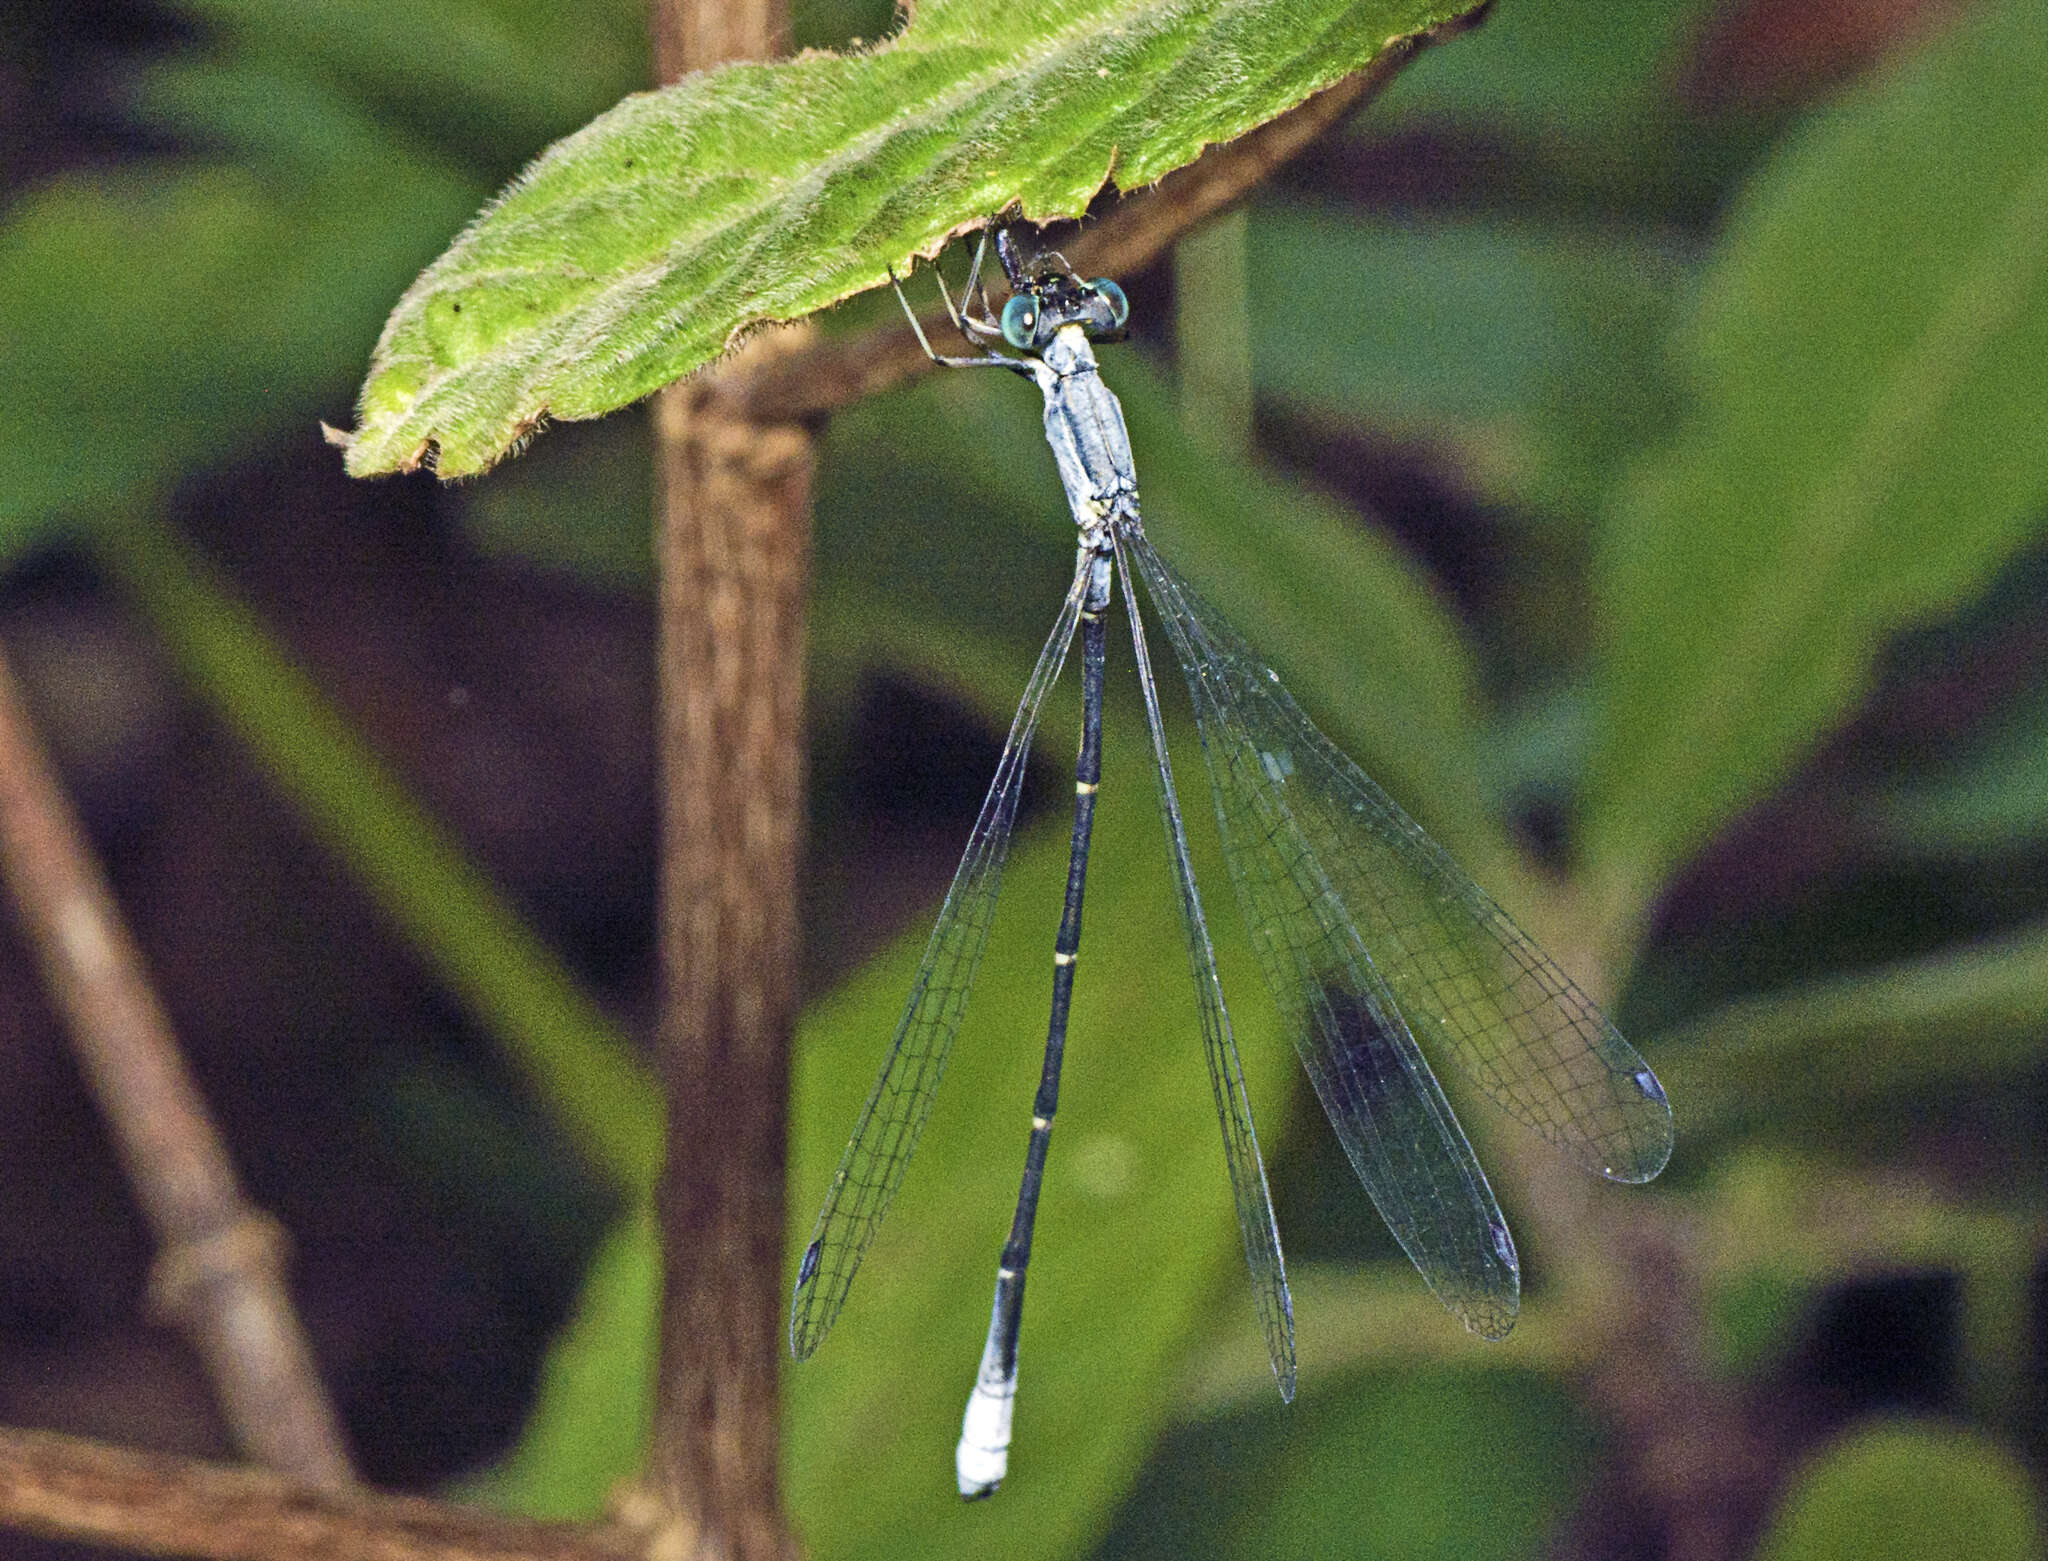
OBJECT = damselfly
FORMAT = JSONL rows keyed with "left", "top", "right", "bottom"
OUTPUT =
{"left": 790, "top": 225, "right": 1673, "bottom": 1498}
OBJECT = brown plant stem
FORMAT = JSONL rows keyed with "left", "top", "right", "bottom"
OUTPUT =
{"left": 0, "top": 1426, "right": 637, "bottom": 1561}
{"left": 644, "top": 2, "right": 807, "bottom": 1559}
{"left": 1565, "top": 1207, "right": 1769, "bottom": 1561}
{"left": 1497, "top": 945, "right": 1752, "bottom": 1561}
{"left": 648, "top": 0, "right": 787, "bottom": 84}
{"left": 0, "top": 633, "right": 355, "bottom": 1490}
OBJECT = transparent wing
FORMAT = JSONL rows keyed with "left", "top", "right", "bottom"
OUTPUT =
{"left": 1130, "top": 539, "right": 1672, "bottom": 1188}
{"left": 790, "top": 560, "right": 1091, "bottom": 1359}
{"left": 1121, "top": 532, "right": 1520, "bottom": 1337}
{"left": 1117, "top": 559, "right": 1296, "bottom": 1400}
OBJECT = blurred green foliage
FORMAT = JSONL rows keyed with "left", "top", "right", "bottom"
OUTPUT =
{"left": 1243, "top": 208, "right": 1692, "bottom": 527}
{"left": 5, "top": 0, "right": 2048, "bottom": 1556}
{"left": 1581, "top": 0, "right": 2048, "bottom": 925}
{"left": 1755, "top": 1421, "right": 2042, "bottom": 1561}
{"left": 1100, "top": 1364, "right": 1605, "bottom": 1561}
{"left": 0, "top": 0, "right": 648, "bottom": 552}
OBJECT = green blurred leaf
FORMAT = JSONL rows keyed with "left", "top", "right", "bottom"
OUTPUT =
{"left": 792, "top": 0, "right": 901, "bottom": 56}
{"left": 1689, "top": 1151, "right": 2039, "bottom": 1434}
{"left": 157, "top": 0, "right": 647, "bottom": 162}
{"left": 1372, "top": 0, "right": 1706, "bottom": 140}
{"left": 1649, "top": 917, "right": 2048, "bottom": 1147}
{"left": 1174, "top": 209, "right": 1257, "bottom": 454}
{"left": 0, "top": 73, "right": 466, "bottom": 554}
{"left": 0, "top": 0, "right": 650, "bottom": 563}
{"left": 337, "top": 0, "right": 1484, "bottom": 477}
{"left": 0, "top": 0, "right": 670, "bottom": 1180}
{"left": 1863, "top": 679, "right": 2048, "bottom": 858}
{"left": 1244, "top": 202, "right": 1690, "bottom": 523}
{"left": 0, "top": 152, "right": 462, "bottom": 549}
{"left": 459, "top": 415, "right": 657, "bottom": 585}
{"left": 1756, "top": 1421, "right": 2043, "bottom": 1561}
{"left": 1365, "top": 0, "right": 1763, "bottom": 224}
{"left": 1185, "top": 1263, "right": 1584, "bottom": 1413}
{"left": 1583, "top": 0, "right": 2048, "bottom": 928}
{"left": 1707, "top": 1265, "right": 1813, "bottom": 1380}
{"left": 1095, "top": 1366, "right": 1600, "bottom": 1561}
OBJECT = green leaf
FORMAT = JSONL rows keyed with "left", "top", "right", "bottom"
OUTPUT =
{"left": 0, "top": 0, "right": 649, "bottom": 562}
{"left": 1183, "top": 1264, "right": 1584, "bottom": 1412}
{"left": 1581, "top": 0, "right": 2048, "bottom": 928}
{"left": 337, "top": 0, "right": 1483, "bottom": 477}
{"left": 459, "top": 415, "right": 658, "bottom": 586}
{"left": 1093, "top": 1366, "right": 1600, "bottom": 1561}
{"left": 1862, "top": 678, "right": 2048, "bottom": 858}
{"left": 156, "top": 0, "right": 648, "bottom": 162}
{"left": 1243, "top": 201, "right": 1690, "bottom": 524}
{"left": 1647, "top": 918, "right": 2048, "bottom": 1147}
{"left": 457, "top": 1205, "right": 659, "bottom": 1517}
{"left": 1370, "top": 0, "right": 1706, "bottom": 141}
{"left": 1684, "top": 1152, "right": 2038, "bottom": 1425}
{"left": 1756, "top": 1421, "right": 2043, "bottom": 1561}
{"left": 0, "top": 80, "right": 479, "bottom": 555}
{"left": 1364, "top": 0, "right": 1762, "bottom": 225}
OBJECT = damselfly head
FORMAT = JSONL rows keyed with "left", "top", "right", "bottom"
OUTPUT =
{"left": 998, "top": 272, "right": 1130, "bottom": 351}
{"left": 989, "top": 226, "right": 1130, "bottom": 350}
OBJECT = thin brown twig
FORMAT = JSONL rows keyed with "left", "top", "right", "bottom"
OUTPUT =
{"left": 644, "top": 334, "right": 812, "bottom": 1561}
{"left": 0, "top": 1425, "right": 637, "bottom": 1561}
{"left": 1566, "top": 1206, "right": 1772, "bottom": 1561}
{"left": 0, "top": 633, "right": 355, "bottom": 1490}
{"left": 1500, "top": 940, "right": 1756, "bottom": 1561}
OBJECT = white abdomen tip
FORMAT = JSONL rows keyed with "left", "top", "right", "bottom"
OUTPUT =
{"left": 956, "top": 1376, "right": 1015, "bottom": 1499}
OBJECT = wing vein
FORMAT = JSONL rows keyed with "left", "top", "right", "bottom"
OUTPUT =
{"left": 1127, "top": 531, "right": 1522, "bottom": 1338}
{"left": 1113, "top": 536, "right": 1296, "bottom": 1398}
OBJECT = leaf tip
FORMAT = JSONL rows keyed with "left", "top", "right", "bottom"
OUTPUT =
{"left": 335, "top": 423, "right": 435, "bottom": 480}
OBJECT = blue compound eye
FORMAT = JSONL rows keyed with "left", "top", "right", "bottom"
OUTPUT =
{"left": 1001, "top": 293, "right": 1039, "bottom": 349}
{"left": 1087, "top": 278, "right": 1129, "bottom": 334}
